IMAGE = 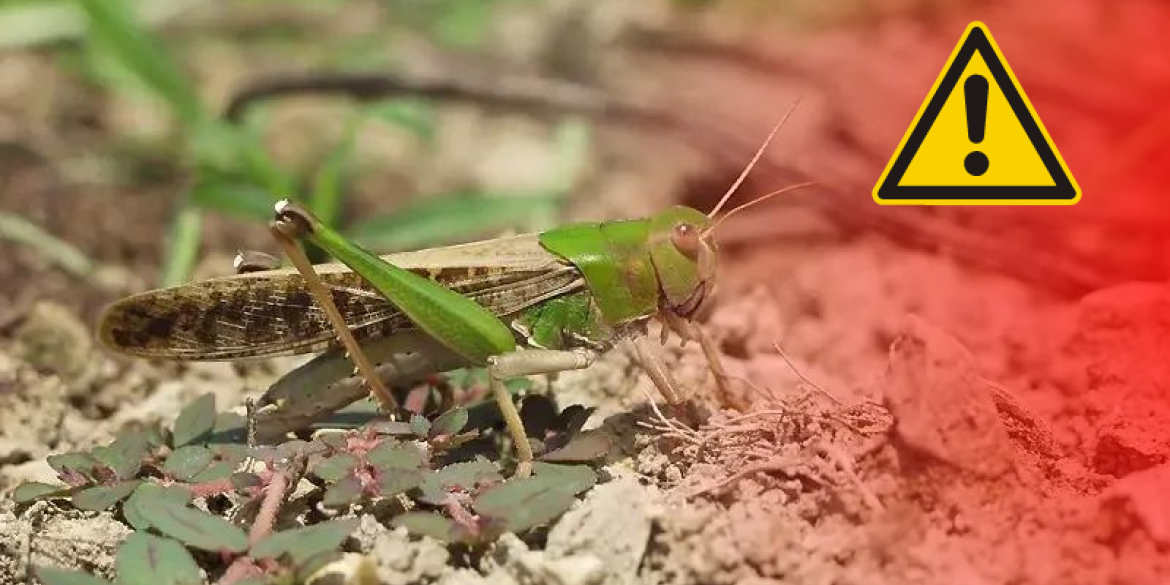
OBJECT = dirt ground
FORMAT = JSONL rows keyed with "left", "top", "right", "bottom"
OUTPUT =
{"left": 3, "top": 1, "right": 1170, "bottom": 584}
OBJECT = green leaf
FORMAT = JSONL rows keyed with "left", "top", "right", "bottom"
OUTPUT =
{"left": 33, "top": 567, "right": 113, "bottom": 585}
{"left": 141, "top": 498, "right": 249, "bottom": 553}
{"left": 392, "top": 512, "right": 459, "bottom": 542}
{"left": 375, "top": 469, "right": 424, "bottom": 498}
{"left": 308, "top": 115, "right": 360, "bottom": 229}
{"left": 364, "top": 98, "right": 434, "bottom": 139}
{"left": 91, "top": 431, "right": 148, "bottom": 480}
{"left": 251, "top": 519, "right": 359, "bottom": 565}
{"left": 209, "top": 412, "right": 249, "bottom": 444}
{"left": 115, "top": 533, "right": 203, "bottom": 585}
{"left": 367, "top": 441, "right": 424, "bottom": 470}
{"left": 418, "top": 457, "right": 501, "bottom": 505}
{"left": 531, "top": 463, "right": 598, "bottom": 494}
{"left": 321, "top": 473, "right": 363, "bottom": 508}
{"left": 172, "top": 393, "right": 216, "bottom": 448}
{"left": 209, "top": 443, "right": 250, "bottom": 466}
{"left": 123, "top": 483, "right": 191, "bottom": 531}
{"left": 190, "top": 177, "right": 275, "bottom": 222}
{"left": 230, "top": 472, "right": 263, "bottom": 491}
{"left": 161, "top": 445, "right": 212, "bottom": 481}
{"left": 72, "top": 480, "right": 140, "bottom": 511}
{"left": 540, "top": 432, "right": 612, "bottom": 463}
{"left": 159, "top": 201, "right": 201, "bottom": 287}
{"left": 189, "top": 461, "right": 236, "bottom": 483}
{"left": 142, "top": 424, "right": 167, "bottom": 448}
{"left": 311, "top": 453, "right": 359, "bottom": 482}
{"left": 13, "top": 481, "right": 69, "bottom": 504}
{"left": 473, "top": 471, "right": 593, "bottom": 533}
{"left": 430, "top": 407, "right": 468, "bottom": 438}
{"left": 73, "top": 0, "right": 204, "bottom": 126}
{"left": 548, "top": 117, "right": 593, "bottom": 195}
{"left": 369, "top": 421, "right": 415, "bottom": 436}
{"left": 409, "top": 414, "right": 431, "bottom": 438}
{"left": 346, "top": 192, "right": 559, "bottom": 252}
{"left": 47, "top": 452, "right": 101, "bottom": 483}
{"left": 431, "top": 0, "right": 492, "bottom": 47}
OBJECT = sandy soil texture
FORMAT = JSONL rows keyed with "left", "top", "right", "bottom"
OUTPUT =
{"left": 3, "top": 0, "right": 1170, "bottom": 584}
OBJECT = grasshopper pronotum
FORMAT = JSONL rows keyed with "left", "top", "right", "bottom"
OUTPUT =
{"left": 98, "top": 113, "right": 806, "bottom": 477}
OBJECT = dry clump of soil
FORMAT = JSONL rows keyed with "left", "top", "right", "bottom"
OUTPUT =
{"left": 621, "top": 256, "right": 1170, "bottom": 585}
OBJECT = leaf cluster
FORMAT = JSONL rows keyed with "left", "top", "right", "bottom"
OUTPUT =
{"left": 17, "top": 388, "right": 608, "bottom": 585}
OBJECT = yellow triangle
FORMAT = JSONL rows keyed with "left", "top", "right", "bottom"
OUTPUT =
{"left": 873, "top": 22, "right": 1080, "bottom": 205}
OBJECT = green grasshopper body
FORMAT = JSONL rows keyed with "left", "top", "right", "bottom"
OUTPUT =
{"left": 99, "top": 203, "right": 723, "bottom": 474}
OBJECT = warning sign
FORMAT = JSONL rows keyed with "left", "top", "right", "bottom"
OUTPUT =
{"left": 873, "top": 22, "right": 1080, "bottom": 205}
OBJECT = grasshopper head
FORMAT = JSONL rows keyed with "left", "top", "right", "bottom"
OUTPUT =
{"left": 648, "top": 205, "right": 718, "bottom": 320}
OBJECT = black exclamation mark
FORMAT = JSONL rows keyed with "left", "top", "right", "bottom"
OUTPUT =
{"left": 963, "top": 74, "right": 990, "bottom": 176}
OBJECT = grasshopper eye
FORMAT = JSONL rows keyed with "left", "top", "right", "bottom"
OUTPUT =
{"left": 671, "top": 222, "right": 701, "bottom": 260}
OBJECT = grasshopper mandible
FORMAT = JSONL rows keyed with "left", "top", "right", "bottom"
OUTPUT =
{"left": 97, "top": 113, "right": 804, "bottom": 477}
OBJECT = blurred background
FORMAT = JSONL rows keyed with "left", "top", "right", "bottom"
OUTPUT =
{"left": 2, "top": 0, "right": 1167, "bottom": 331}
{"left": 3, "top": 3, "right": 1170, "bottom": 583}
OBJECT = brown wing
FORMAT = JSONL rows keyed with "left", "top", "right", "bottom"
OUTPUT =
{"left": 99, "top": 234, "right": 585, "bottom": 360}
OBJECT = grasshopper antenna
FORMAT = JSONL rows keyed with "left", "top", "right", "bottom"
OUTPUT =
{"left": 706, "top": 99, "right": 801, "bottom": 219}
{"left": 704, "top": 181, "right": 818, "bottom": 236}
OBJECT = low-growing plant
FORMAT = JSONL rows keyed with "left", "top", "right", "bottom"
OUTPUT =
{"left": 16, "top": 385, "right": 611, "bottom": 585}
{"left": 54, "top": 0, "right": 585, "bottom": 286}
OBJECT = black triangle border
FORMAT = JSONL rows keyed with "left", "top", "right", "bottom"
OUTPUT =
{"left": 875, "top": 26, "right": 1078, "bottom": 201}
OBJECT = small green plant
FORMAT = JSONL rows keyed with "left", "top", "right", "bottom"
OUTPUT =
{"left": 17, "top": 387, "right": 610, "bottom": 585}
{"left": 56, "top": 0, "right": 585, "bottom": 286}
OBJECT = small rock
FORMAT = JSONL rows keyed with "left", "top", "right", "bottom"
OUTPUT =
{"left": 0, "top": 457, "right": 56, "bottom": 490}
{"left": 14, "top": 301, "right": 93, "bottom": 381}
{"left": 437, "top": 568, "right": 512, "bottom": 585}
{"left": 0, "top": 503, "right": 130, "bottom": 580}
{"left": 881, "top": 316, "right": 1015, "bottom": 477}
{"left": 370, "top": 527, "right": 450, "bottom": 585}
{"left": 491, "top": 533, "right": 605, "bottom": 585}
{"left": 1062, "top": 284, "right": 1170, "bottom": 476}
{"left": 1099, "top": 463, "right": 1170, "bottom": 546}
{"left": 0, "top": 353, "right": 68, "bottom": 461}
{"left": 307, "top": 553, "right": 380, "bottom": 585}
{"left": 546, "top": 475, "right": 655, "bottom": 583}
{"left": 1094, "top": 424, "right": 1163, "bottom": 479}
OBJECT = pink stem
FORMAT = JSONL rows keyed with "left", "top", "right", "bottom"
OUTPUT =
{"left": 248, "top": 472, "right": 288, "bottom": 547}
{"left": 186, "top": 477, "right": 237, "bottom": 498}
{"left": 215, "top": 557, "right": 263, "bottom": 585}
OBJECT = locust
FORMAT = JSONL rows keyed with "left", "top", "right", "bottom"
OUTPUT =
{"left": 97, "top": 114, "right": 805, "bottom": 477}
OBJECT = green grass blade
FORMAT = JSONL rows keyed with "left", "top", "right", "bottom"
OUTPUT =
{"left": 0, "top": 212, "right": 96, "bottom": 278}
{"left": 346, "top": 192, "right": 560, "bottom": 251}
{"left": 190, "top": 177, "right": 275, "bottom": 222}
{"left": 159, "top": 199, "right": 201, "bottom": 287}
{"left": 307, "top": 115, "right": 361, "bottom": 229}
{"left": 72, "top": 0, "right": 204, "bottom": 127}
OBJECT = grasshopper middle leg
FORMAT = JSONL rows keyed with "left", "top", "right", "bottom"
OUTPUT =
{"left": 487, "top": 348, "right": 597, "bottom": 478}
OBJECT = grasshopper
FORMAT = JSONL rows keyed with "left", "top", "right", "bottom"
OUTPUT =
{"left": 97, "top": 116, "right": 804, "bottom": 477}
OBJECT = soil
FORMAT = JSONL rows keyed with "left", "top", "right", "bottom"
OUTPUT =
{"left": 3, "top": 1, "right": 1170, "bottom": 584}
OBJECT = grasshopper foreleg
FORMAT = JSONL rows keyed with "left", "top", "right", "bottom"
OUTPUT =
{"left": 269, "top": 207, "right": 399, "bottom": 414}
{"left": 631, "top": 336, "right": 684, "bottom": 404}
{"left": 488, "top": 349, "right": 597, "bottom": 478}
{"left": 659, "top": 311, "right": 736, "bottom": 408}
